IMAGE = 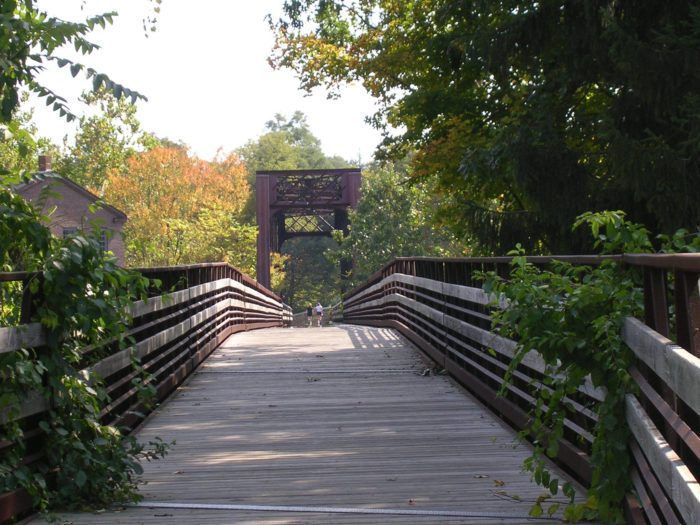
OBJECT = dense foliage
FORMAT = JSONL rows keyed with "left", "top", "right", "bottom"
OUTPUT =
{"left": 104, "top": 145, "right": 255, "bottom": 270}
{"left": 282, "top": 236, "right": 339, "bottom": 310}
{"left": 58, "top": 89, "right": 156, "bottom": 193}
{"left": 481, "top": 211, "right": 699, "bottom": 522}
{"left": 1, "top": 144, "right": 170, "bottom": 516}
{"left": 1, "top": 189, "right": 169, "bottom": 513}
{"left": 0, "top": 99, "right": 58, "bottom": 176}
{"left": 329, "top": 164, "right": 464, "bottom": 287}
{"left": 270, "top": 1, "right": 700, "bottom": 254}
{"left": 1, "top": 1, "right": 169, "bottom": 517}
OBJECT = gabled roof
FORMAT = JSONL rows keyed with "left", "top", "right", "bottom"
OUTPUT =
{"left": 17, "top": 171, "right": 127, "bottom": 220}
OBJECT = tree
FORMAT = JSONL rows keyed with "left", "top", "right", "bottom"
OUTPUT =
{"left": 270, "top": 1, "right": 700, "bottom": 253}
{"left": 104, "top": 147, "right": 254, "bottom": 269}
{"left": 237, "top": 112, "right": 349, "bottom": 212}
{"left": 0, "top": 98, "right": 59, "bottom": 175}
{"left": 0, "top": 1, "right": 146, "bottom": 124}
{"left": 329, "top": 164, "right": 464, "bottom": 287}
{"left": 281, "top": 236, "right": 340, "bottom": 310}
{"left": 264, "top": 111, "right": 347, "bottom": 167}
{"left": 238, "top": 111, "right": 348, "bottom": 177}
{"left": 58, "top": 89, "right": 151, "bottom": 193}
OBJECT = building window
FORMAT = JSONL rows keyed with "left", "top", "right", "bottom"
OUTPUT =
{"left": 99, "top": 230, "right": 109, "bottom": 252}
{"left": 62, "top": 227, "right": 109, "bottom": 252}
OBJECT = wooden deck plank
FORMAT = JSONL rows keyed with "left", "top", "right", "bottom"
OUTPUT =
{"left": 31, "top": 325, "right": 585, "bottom": 524}
{"left": 31, "top": 507, "right": 557, "bottom": 525}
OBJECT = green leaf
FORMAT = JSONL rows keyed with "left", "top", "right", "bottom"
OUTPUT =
{"left": 547, "top": 503, "right": 560, "bottom": 517}
{"left": 529, "top": 503, "right": 543, "bottom": 518}
{"left": 75, "top": 470, "right": 87, "bottom": 488}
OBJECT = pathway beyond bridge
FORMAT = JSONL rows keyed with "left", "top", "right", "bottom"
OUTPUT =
{"left": 34, "top": 325, "right": 583, "bottom": 524}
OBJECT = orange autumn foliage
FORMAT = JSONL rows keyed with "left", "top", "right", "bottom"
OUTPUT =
{"left": 104, "top": 147, "right": 253, "bottom": 268}
{"left": 106, "top": 147, "right": 248, "bottom": 222}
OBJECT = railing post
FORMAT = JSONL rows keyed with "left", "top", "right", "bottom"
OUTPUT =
{"left": 643, "top": 267, "right": 670, "bottom": 337}
{"left": 674, "top": 270, "right": 700, "bottom": 358}
{"left": 641, "top": 266, "right": 681, "bottom": 453}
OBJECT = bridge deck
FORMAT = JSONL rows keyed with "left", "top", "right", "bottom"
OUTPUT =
{"left": 34, "top": 325, "right": 583, "bottom": 524}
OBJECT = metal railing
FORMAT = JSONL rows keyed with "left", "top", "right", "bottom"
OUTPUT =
{"left": 0, "top": 262, "right": 292, "bottom": 523}
{"left": 340, "top": 255, "right": 700, "bottom": 525}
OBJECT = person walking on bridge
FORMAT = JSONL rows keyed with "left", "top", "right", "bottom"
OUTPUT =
{"left": 315, "top": 302, "right": 323, "bottom": 327}
{"left": 306, "top": 304, "right": 313, "bottom": 327}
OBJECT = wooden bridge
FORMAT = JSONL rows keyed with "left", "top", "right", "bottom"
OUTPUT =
{"left": 2, "top": 258, "right": 699, "bottom": 524}
{"left": 30, "top": 325, "right": 581, "bottom": 524}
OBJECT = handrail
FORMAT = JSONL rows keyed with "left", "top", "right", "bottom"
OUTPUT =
{"left": 622, "top": 253, "right": 700, "bottom": 272}
{"left": 342, "top": 255, "right": 619, "bottom": 302}
{"left": 340, "top": 254, "right": 700, "bottom": 525}
{"left": 137, "top": 262, "right": 283, "bottom": 302}
{"left": 0, "top": 271, "right": 35, "bottom": 282}
{"left": 0, "top": 262, "right": 285, "bottom": 324}
{"left": 0, "top": 263, "right": 292, "bottom": 523}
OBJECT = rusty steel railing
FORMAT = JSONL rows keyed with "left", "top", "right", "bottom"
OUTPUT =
{"left": 340, "top": 255, "right": 700, "bottom": 525}
{"left": 0, "top": 262, "right": 292, "bottom": 523}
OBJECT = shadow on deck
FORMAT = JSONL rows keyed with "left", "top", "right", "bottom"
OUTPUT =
{"left": 32, "top": 325, "right": 583, "bottom": 525}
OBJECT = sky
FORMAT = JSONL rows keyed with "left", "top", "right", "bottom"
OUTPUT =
{"left": 29, "top": 1, "right": 383, "bottom": 163}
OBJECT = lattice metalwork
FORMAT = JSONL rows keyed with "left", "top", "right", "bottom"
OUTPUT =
{"left": 283, "top": 211, "right": 335, "bottom": 234}
{"left": 275, "top": 174, "right": 343, "bottom": 205}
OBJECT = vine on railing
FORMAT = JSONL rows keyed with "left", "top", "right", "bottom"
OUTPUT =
{"left": 481, "top": 211, "right": 699, "bottom": 523}
{"left": 1, "top": 184, "right": 169, "bottom": 516}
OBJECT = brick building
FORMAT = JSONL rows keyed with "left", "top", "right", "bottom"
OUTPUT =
{"left": 17, "top": 155, "right": 128, "bottom": 264}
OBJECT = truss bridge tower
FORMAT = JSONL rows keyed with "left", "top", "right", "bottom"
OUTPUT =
{"left": 255, "top": 168, "right": 362, "bottom": 289}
